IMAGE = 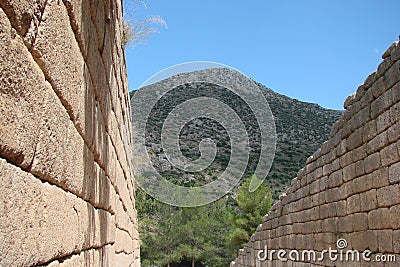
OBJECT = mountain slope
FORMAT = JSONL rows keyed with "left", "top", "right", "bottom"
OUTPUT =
{"left": 130, "top": 71, "right": 342, "bottom": 199}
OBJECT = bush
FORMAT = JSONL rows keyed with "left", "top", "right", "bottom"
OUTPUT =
{"left": 122, "top": 0, "right": 167, "bottom": 47}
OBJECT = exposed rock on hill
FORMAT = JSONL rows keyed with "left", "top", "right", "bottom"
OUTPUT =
{"left": 130, "top": 70, "right": 342, "bottom": 198}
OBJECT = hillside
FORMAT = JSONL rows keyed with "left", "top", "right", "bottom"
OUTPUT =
{"left": 130, "top": 71, "right": 342, "bottom": 199}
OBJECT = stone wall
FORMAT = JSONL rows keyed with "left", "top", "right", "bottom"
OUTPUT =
{"left": 0, "top": 0, "right": 139, "bottom": 266}
{"left": 232, "top": 42, "right": 400, "bottom": 266}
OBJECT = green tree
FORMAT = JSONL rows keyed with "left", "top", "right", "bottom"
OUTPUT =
{"left": 228, "top": 175, "right": 272, "bottom": 251}
{"left": 136, "top": 189, "right": 181, "bottom": 267}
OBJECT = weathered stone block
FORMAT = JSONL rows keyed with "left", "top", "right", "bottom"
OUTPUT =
{"left": 380, "top": 142, "right": 400, "bottom": 167}
{"left": 389, "top": 162, "right": 400, "bottom": 184}
{"left": 368, "top": 208, "right": 392, "bottom": 229}
{"left": 377, "top": 109, "right": 393, "bottom": 134}
{"left": 367, "top": 131, "right": 388, "bottom": 155}
{"left": 63, "top": 0, "right": 96, "bottom": 59}
{"left": 390, "top": 204, "right": 400, "bottom": 229}
{"left": 336, "top": 200, "right": 347, "bottom": 216}
{"left": 328, "top": 169, "right": 343, "bottom": 189}
{"left": 364, "top": 152, "right": 381, "bottom": 174}
{"left": 392, "top": 230, "right": 400, "bottom": 261}
{"left": 88, "top": 0, "right": 105, "bottom": 51}
{"left": 347, "top": 128, "right": 364, "bottom": 151}
{"left": 0, "top": 0, "right": 46, "bottom": 38}
{"left": 348, "top": 230, "right": 378, "bottom": 251}
{"left": 0, "top": 158, "right": 95, "bottom": 266}
{"left": 370, "top": 168, "right": 389, "bottom": 191}
{"left": 115, "top": 228, "right": 134, "bottom": 254}
{"left": 359, "top": 189, "right": 378, "bottom": 212}
{"left": 0, "top": 9, "right": 50, "bottom": 169}
{"left": 351, "top": 175, "right": 372, "bottom": 194}
{"left": 376, "top": 184, "right": 400, "bottom": 207}
{"left": 363, "top": 120, "right": 378, "bottom": 144}
{"left": 377, "top": 230, "right": 393, "bottom": 253}
{"left": 389, "top": 101, "right": 400, "bottom": 129}
{"left": 352, "top": 213, "right": 368, "bottom": 232}
{"left": 387, "top": 121, "right": 400, "bottom": 144}
{"left": 347, "top": 194, "right": 361, "bottom": 214}
{"left": 343, "top": 163, "right": 356, "bottom": 182}
{"left": 32, "top": 0, "right": 87, "bottom": 129}
{"left": 371, "top": 76, "right": 386, "bottom": 99}
{"left": 31, "top": 90, "right": 87, "bottom": 198}
{"left": 384, "top": 60, "right": 400, "bottom": 90}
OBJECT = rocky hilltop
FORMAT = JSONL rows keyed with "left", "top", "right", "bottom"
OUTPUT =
{"left": 130, "top": 69, "right": 342, "bottom": 198}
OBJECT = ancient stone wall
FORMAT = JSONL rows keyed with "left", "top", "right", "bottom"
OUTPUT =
{"left": 232, "top": 42, "right": 400, "bottom": 266}
{"left": 0, "top": 0, "right": 139, "bottom": 266}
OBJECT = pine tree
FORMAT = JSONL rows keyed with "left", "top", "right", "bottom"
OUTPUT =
{"left": 228, "top": 175, "right": 272, "bottom": 251}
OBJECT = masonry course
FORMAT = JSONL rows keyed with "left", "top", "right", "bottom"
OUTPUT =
{"left": 232, "top": 41, "right": 400, "bottom": 267}
{"left": 0, "top": 0, "right": 139, "bottom": 266}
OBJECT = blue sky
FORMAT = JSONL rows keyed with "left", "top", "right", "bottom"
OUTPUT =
{"left": 125, "top": 0, "right": 399, "bottom": 110}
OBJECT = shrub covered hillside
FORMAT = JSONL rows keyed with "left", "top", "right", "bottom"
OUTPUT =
{"left": 130, "top": 77, "right": 342, "bottom": 199}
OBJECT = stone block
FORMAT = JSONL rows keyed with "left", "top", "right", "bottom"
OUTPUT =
{"left": 368, "top": 208, "right": 392, "bottom": 230}
{"left": 364, "top": 152, "right": 381, "bottom": 174}
{"left": 376, "top": 184, "right": 400, "bottom": 207}
{"left": 371, "top": 76, "right": 386, "bottom": 99}
{"left": 351, "top": 175, "right": 372, "bottom": 194}
{"left": 363, "top": 120, "right": 378, "bottom": 143}
{"left": 328, "top": 170, "right": 343, "bottom": 188}
{"left": 354, "top": 160, "right": 365, "bottom": 178}
{"left": 32, "top": 0, "right": 87, "bottom": 130}
{"left": 352, "top": 213, "right": 368, "bottom": 232}
{"left": 115, "top": 196, "right": 135, "bottom": 238}
{"left": 377, "top": 109, "right": 393, "bottom": 134}
{"left": 389, "top": 100, "right": 400, "bottom": 128}
{"left": 348, "top": 230, "right": 378, "bottom": 252}
{"left": 93, "top": 104, "right": 108, "bottom": 168}
{"left": 389, "top": 161, "right": 400, "bottom": 184}
{"left": 115, "top": 228, "right": 134, "bottom": 254}
{"left": 367, "top": 131, "right": 388, "bottom": 155}
{"left": 31, "top": 91, "right": 86, "bottom": 198}
{"left": 387, "top": 121, "right": 400, "bottom": 144}
{"left": 380, "top": 142, "right": 400, "bottom": 167}
{"left": 321, "top": 217, "right": 338, "bottom": 233}
{"left": 353, "top": 145, "right": 367, "bottom": 163}
{"left": 0, "top": 9, "right": 49, "bottom": 169}
{"left": 87, "top": 33, "right": 112, "bottom": 126}
{"left": 336, "top": 200, "right": 347, "bottom": 216}
{"left": 360, "top": 88, "right": 374, "bottom": 109}
{"left": 343, "top": 164, "right": 356, "bottom": 182}
{"left": 88, "top": 0, "right": 105, "bottom": 51}
{"left": 0, "top": 159, "right": 88, "bottom": 266}
{"left": 390, "top": 204, "right": 400, "bottom": 229}
{"left": 384, "top": 60, "right": 400, "bottom": 90}
{"left": 0, "top": 0, "right": 46, "bottom": 37}
{"left": 310, "top": 180, "right": 320, "bottom": 195}
{"left": 347, "top": 128, "right": 364, "bottom": 151}
{"left": 62, "top": 0, "right": 95, "bottom": 59}
{"left": 114, "top": 252, "right": 135, "bottom": 267}
{"left": 371, "top": 167, "right": 390, "bottom": 189}
{"left": 390, "top": 81, "right": 400, "bottom": 104}
{"left": 359, "top": 189, "right": 378, "bottom": 212}
{"left": 393, "top": 230, "right": 400, "bottom": 260}
{"left": 353, "top": 106, "right": 370, "bottom": 131}
{"left": 377, "top": 230, "right": 393, "bottom": 253}
{"left": 347, "top": 194, "right": 361, "bottom": 214}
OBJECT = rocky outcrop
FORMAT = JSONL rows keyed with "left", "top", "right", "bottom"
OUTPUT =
{"left": 0, "top": 0, "right": 139, "bottom": 266}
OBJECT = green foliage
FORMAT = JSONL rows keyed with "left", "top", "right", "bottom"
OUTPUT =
{"left": 228, "top": 175, "right": 272, "bottom": 251}
{"left": 137, "top": 189, "right": 236, "bottom": 267}
{"left": 137, "top": 175, "right": 273, "bottom": 266}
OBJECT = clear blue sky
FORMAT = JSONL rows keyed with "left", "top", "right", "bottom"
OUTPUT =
{"left": 125, "top": 0, "right": 399, "bottom": 110}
